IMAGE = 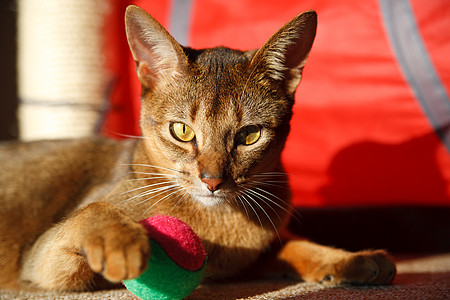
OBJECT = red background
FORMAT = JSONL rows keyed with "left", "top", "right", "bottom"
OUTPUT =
{"left": 102, "top": 0, "right": 450, "bottom": 208}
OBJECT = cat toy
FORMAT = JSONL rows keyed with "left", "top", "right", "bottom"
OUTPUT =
{"left": 123, "top": 215, "right": 207, "bottom": 300}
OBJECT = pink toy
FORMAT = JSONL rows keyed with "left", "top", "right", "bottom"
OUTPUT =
{"left": 123, "top": 215, "right": 207, "bottom": 300}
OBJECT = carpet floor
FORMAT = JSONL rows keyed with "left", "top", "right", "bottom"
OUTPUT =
{"left": 1, "top": 253, "right": 449, "bottom": 299}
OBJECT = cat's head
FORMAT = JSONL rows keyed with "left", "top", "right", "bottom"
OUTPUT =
{"left": 125, "top": 6, "right": 316, "bottom": 207}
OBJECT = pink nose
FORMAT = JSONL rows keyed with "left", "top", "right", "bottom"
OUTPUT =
{"left": 201, "top": 177, "right": 223, "bottom": 192}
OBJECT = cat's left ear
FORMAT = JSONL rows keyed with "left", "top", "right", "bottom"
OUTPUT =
{"left": 249, "top": 11, "right": 317, "bottom": 96}
{"left": 125, "top": 5, "right": 188, "bottom": 89}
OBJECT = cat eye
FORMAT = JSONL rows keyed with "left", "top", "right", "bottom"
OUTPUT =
{"left": 171, "top": 122, "right": 195, "bottom": 142}
{"left": 237, "top": 125, "right": 261, "bottom": 146}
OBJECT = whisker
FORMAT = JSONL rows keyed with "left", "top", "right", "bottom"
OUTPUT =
{"left": 252, "top": 180, "right": 288, "bottom": 190}
{"left": 258, "top": 180, "right": 289, "bottom": 183}
{"left": 114, "top": 133, "right": 149, "bottom": 140}
{"left": 118, "top": 183, "right": 178, "bottom": 205}
{"left": 235, "top": 194, "right": 251, "bottom": 222}
{"left": 240, "top": 190, "right": 283, "bottom": 245}
{"left": 253, "top": 171, "right": 288, "bottom": 177}
{"left": 252, "top": 187, "right": 290, "bottom": 210}
{"left": 239, "top": 192, "right": 265, "bottom": 236}
{"left": 192, "top": 203, "right": 201, "bottom": 214}
{"left": 119, "top": 181, "right": 175, "bottom": 196}
{"left": 245, "top": 190, "right": 282, "bottom": 244}
{"left": 174, "top": 189, "right": 190, "bottom": 208}
{"left": 129, "top": 171, "right": 179, "bottom": 178}
{"left": 126, "top": 176, "right": 173, "bottom": 182}
{"left": 132, "top": 184, "right": 179, "bottom": 203}
{"left": 123, "top": 163, "right": 182, "bottom": 174}
{"left": 169, "top": 184, "right": 191, "bottom": 210}
{"left": 142, "top": 187, "right": 184, "bottom": 216}
{"left": 244, "top": 188, "right": 283, "bottom": 223}
{"left": 252, "top": 186, "right": 301, "bottom": 225}
{"left": 135, "top": 185, "right": 180, "bottom": 205}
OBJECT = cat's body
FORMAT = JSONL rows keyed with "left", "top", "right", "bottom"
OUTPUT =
{"left": 0, "top": 6, "right": 395, "bottom": 292}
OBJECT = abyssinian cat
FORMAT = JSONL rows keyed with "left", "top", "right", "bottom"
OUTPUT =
{"left": 0, "top": 5, "right": 395, "bottom": 292}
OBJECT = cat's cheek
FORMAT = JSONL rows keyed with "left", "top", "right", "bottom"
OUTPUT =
{"left": 232, "top": 149, "right": 264, "bottom": 175}
{"left": 141, "top": 138, "right": 178, "bottom": 170}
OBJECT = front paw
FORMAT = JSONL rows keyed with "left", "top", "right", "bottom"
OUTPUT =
{"left": 76, "top": 205, "right": 150, "bottom": 283}
{"left": 321, "top": 250, "right": 396, "bottom": 285}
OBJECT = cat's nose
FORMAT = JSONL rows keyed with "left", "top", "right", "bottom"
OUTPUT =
{"left": 201, "top": 177, "right": 224, "bottom": 192}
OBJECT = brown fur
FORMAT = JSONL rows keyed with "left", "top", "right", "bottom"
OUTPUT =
{"left": 0, "top": 5, "right": 395, "bottom": 291}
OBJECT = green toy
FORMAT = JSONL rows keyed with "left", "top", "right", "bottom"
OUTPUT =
{"left": 123, "top": 215, "right": 207, "bottom": 300}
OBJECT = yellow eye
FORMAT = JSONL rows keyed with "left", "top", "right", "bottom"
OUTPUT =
{"left": 171, "top": 122, "right": 195, "bottom": 142}
{"left": 243, "top": 125, "right": 261, "bottom": 145}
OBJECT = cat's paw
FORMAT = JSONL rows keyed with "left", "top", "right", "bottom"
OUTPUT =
{"left": 80, "top": 217, "right": 150, "bottom": 283}
{"left": 321, "top": 250, "right": 396, "bottom": 285}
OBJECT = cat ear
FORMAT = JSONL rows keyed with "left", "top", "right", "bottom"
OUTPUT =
{"left": 249, "top": 11, "right": 317, "bottom": 96}
{"left": 125, "top": 5, "right": 188, "bottom": 88}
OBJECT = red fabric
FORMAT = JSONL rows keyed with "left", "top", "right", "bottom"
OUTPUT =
{"left": 140, "top": 216, "right": 206, "bottom": 271}
{"left": 102, "top": 0, "right": 170, "bottom": 138}
{"left": 103, "top": 0, "right": 450, "bottom": 207}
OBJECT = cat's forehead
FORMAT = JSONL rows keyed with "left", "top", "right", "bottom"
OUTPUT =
{"left": 176, "top": 82, "right": 282, "bottom": 131}
{"left": 175, "top": 48, "right": 249, "bottom": 121}
{"left": 151, "top": 46, "right": 288, "bottom": 128}
{"left": 188, "top": 49, "right": 285, "bottom": 126}
{"left": 185, "top": 47, "right": 250, "bottom": 72}
{"left": 173, "top": 87, "right": 243, "bottom": 126}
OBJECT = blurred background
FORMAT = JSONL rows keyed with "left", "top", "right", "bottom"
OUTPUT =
{"left": 0, "top": 0, "right": 17, "bottom": 141}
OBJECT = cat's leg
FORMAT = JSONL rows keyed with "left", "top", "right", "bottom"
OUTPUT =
{"left": 276, "top": 239, "right": 396, "bottom": 285}
{"left": 20, "top": 202, "right": 149, "bottom": 291}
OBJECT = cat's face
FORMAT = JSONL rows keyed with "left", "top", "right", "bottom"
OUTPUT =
{"left": 125, "top": 6, "right": 316, "bottom": 206}
{"left": 139, "top": 48, "right": 293, "bottom": 206}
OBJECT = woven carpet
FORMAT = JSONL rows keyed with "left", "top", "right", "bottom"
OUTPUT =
{"left": 1, "top": 253, "right": 449, "bottom": 299}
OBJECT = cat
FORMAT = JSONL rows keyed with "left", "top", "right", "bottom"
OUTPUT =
{"left": 0, "top": 5, "right": 395, "bottom": 292}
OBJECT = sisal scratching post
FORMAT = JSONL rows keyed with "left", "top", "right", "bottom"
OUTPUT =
{"left": 18, "top": 0, "right": 110, "bottom": 141}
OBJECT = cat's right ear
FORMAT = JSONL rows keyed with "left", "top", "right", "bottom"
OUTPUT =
{"left": 125, "top": 5, "right": 188, "bottom": 89}
{"left": 249, "top": 10, "right": 317, "bottom": 96}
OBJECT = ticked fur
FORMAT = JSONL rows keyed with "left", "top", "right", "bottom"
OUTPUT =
{"left": 0, "top": 5, "right": 395, "bottom": 292}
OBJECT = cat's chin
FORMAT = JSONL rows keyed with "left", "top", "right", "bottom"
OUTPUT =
{"left": 193, "top": 194, "right": 228, "bottom": 207}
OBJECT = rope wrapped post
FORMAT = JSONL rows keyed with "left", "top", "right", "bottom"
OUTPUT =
{"left": 18, "top": 0, "right": 110, "bottom": 141}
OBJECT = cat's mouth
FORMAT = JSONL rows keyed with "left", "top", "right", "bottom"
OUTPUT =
{"left": 192, "top": 193, "right": 229, "bottom": 207}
